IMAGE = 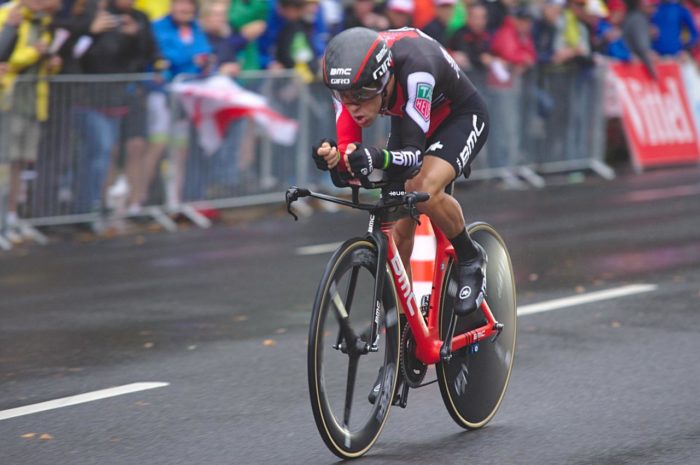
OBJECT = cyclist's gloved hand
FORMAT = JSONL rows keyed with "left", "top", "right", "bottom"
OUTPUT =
{"left": 312, "top": 138, "right": 339, "bottom": 171}
{"left": 347, "top": 145, "right": 385, "bottom": 178}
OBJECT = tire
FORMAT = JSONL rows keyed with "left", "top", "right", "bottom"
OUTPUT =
{"left": 436, "top": 222, "right": 517, "bottom": 429}
{"left": 308, "top": 238, "right": 401, "bottom": 459}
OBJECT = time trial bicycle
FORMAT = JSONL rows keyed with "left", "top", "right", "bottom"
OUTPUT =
{"left": 286, "top": 177, "right": 517, "bottom": 459}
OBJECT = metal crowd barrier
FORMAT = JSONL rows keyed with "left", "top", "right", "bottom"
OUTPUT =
{"left": 0, "top": 64, "right": 614, "bottom": 247}
{"left": 465, "top": 63, "right": 614, "bottom": 188}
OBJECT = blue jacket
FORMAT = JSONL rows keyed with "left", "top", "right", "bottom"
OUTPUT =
{"left": 258, "top": 0, "right": 328, "bottom": 69}
{"left": 651, "top": 1, "right": 698, "bottom": 55}
{"left": 597, "top": 19, "right": 632, "bottom": 61}
{"left": 152, "top": 15, "right": 212, "bottom": 80}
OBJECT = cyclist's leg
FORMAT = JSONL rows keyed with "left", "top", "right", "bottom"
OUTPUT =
{"left": 406, "top": 110, "right": 490, "bottom": 315}
{"left": 392, "top": 217, "right": 416, "bottom": 282}
{"left": 404, "top": 156, "right": 465, "bottom": 237}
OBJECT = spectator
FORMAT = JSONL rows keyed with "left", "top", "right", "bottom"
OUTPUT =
{"left": 258, "top": 0, "right": 327, "bottom": 71}
{"left": 651, "top": 0, "right": 698, "bottom": 57}
{"left": 134, "top": 0, "right": 170, "bottom": 20}
{"left": 202, "top": 0, "right": 245, "bottom": 76}
{"left": 139, "top": 0, "right": 211, "bottom": 211}
{"left": 192, "top": 0, "right": 247, "bottom": 200}
{"left": 533, "top": 0, "right": 563, "bottom": 64}
{"left": 483, "top": 0, "right": 515, "bottom": 32}
{"left": 449, "top": 2, "right": 493, "bottom": 89}
{"left": 341, "top": 0, "right": 389, "bottom": 31}
{"left": 386, "top": 0, "right": 414, "bottom": 28}
{"left": 487, "top": 6, "right": 536, "bottom": 169}
{"left": 595, "top": 1, "right": 632, "bottom": 61}
{"left": 228, "top": 0, "right": 268, "bottom": 70}
{"left": 623, "top": 0, "right": 658, "bottom": 77}
{"left": 319, "top": 0, "right": 343, "bottom": 35}
{"left": 489, "top": 6, "right": 536, "bottom": 77}
{"left": 0, "top": 0, "right": 61, "bottom": 232}
{"left": 423, "top": 0, "right": 456, "bottom": 47}
{"left": 0, "top": 2, "right": 19, "bottom": 62}
{"left": 274, "top": 0, "right": 320, "bottom": 79}
{"left": 414, "top": 0, "right": 436, "bottom": 28}
{"left": 686, "top": 0, "right": 700, "bottom": 61}
{"left": 71, "top": 0, "right": 158, "bottom": 215}
{"left": 553, "top": 0, "right": 594, "bottom": 67}
{"left": 114, "top": 0, "right": 161, "bottom": 216}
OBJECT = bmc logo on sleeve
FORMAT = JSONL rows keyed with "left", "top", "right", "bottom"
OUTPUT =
{"left": 414, "top": 83, "right": 433, "bottom": 122}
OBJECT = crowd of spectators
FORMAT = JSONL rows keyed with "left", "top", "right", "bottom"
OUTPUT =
{"left": 0, "top": 0, "right": 698, "bottom": 229}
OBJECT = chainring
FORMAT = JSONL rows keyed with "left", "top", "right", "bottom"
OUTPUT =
{"left": 401, "top": 322, "right": 428, "bottom": 388}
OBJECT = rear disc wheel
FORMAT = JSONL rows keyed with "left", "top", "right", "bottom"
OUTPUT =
{"left": 437, "top": 223, "right": 517, "bottom": 429}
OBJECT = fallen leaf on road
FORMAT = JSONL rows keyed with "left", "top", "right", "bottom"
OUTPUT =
{"left": 575, "top": 285, "right": 586, "bottom": 294}
{"left": 611, "top": 321, "right": 621, "bottom": 328}
{"left": 187, "top": 345, "right": 197, "bottom": 350}
{"left": 263, "top": 339, "right": 277, "bottom": 347}
{"left": 39, "top": 434, "right": 54, "bottom": 440}
{"left": 275, "top": 328, "right": 287, "bottom": 334}
{"left": 143, "top": 342, "right": 154, "bottom": 349}
{"left": 232, "top": 315, "right": 248, "bottom": 322}
{"left": 528, "top": 273, "right": 539, "bottom": 282}
{"left": 20, "top": 433, "right": 36, "bottom": 439}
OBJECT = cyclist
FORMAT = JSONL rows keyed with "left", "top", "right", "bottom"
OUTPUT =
{"left": 312, "top": 27, "right": 489, "bottom": 319}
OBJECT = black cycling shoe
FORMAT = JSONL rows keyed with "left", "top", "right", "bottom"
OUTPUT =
{"left": 454, "top": 243, "right": 487, "bottom": 317}
{"left": 368, "top": 366, "right": 404, "bottom": 405}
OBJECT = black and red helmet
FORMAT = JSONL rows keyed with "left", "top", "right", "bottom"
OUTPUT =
{"left": 322, "top": 27, "right": 393, "bottom": 103}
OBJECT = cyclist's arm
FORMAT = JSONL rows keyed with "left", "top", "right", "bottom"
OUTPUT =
{"left": 332, "top": 96, "right": 362, "bottom": 173}
{"left": 378, "top": 68, "right": 439, "bottom": 178}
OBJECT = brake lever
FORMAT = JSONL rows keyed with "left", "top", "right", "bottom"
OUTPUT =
{"left": 405, "top": 196, "right": 422, "bottom": 225}
{"left": 284, "top": 187, "right": 299, "bottom": 221}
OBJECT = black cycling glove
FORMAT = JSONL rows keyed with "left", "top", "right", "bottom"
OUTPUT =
{"left": 311, "top": 138, "right": 338, "bottom": 171}
{"left": 347, "top": 145, "right": 388, "bottom": 177}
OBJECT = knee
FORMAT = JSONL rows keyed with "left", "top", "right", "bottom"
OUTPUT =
{"left": 405, "top": 172, "right": 443, "bottom": 199}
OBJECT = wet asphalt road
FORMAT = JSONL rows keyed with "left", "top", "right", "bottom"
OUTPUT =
{"left": 1, "top": 166, "right": 700, "bottom": 465}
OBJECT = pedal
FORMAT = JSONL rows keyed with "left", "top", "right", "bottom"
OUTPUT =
{"left": 440, "top": 313, "right": 458, "bottom": 362}
{"left": 490, "top": 322, "right": 505, "bottom": 343}
{"left": 393, "top": 380, "right": 410, "bottom": 408}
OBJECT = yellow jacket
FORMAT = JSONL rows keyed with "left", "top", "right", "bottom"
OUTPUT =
{"left": 134, "top": 0, "right": 170, "bottom": 21}
{"left": 0, "top": 2, "right": 54, "bottom": 121}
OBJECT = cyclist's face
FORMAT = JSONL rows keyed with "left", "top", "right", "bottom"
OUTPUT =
{"left": 342, "top": 94, "right": 382, "bottom": 128}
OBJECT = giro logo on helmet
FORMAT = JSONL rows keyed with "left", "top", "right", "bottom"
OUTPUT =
{"left": 331, "top": 78, "right": 351, "bottom": 85}
{"left": 372, "top": 57, "right": 391, "bottom": 80}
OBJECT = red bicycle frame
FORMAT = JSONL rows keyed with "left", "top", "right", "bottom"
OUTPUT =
{"left": 380, "top": 220, "right": 499, "bottom": 365}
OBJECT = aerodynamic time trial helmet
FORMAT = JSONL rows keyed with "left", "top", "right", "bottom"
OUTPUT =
{"left": 322, "top": 28, "right": 393, "bottom": 104}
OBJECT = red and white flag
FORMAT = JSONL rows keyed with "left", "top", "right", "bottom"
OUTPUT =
{"left": 171, "top": 76, "right": 299, "bottom": 155}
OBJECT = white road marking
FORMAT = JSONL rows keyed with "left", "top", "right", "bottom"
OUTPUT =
{"left": 518, "top": 284, "right": 657, "bottom": 316}
{"left": 296, "top": 242, "right": 343, "bottom": 256}
{"left": 0, "top": 382, "right": 169, "bottom": 421}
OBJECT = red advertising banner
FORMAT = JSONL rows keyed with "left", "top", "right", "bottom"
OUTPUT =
{"left": 609, "top": 62, "right": 700, "bottom": 170}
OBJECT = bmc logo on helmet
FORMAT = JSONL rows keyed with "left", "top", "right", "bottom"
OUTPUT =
{"left": 330, "top": 68, "right": 352, "bottom": 76}
{"left": 375, "top": 45, "right": 389, "bottom": 62}
{"left": 372, "top": 57, "right": 391, "bottom": 80}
